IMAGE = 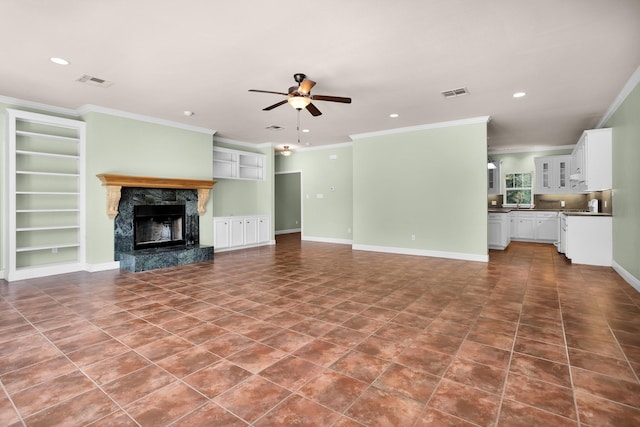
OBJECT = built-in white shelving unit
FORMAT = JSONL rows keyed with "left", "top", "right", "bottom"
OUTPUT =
{"left": 5, "top": 109, "right": 86, "bottom": 281}
{"left": 213, "top": 146, "right": 265, "bottom": 180}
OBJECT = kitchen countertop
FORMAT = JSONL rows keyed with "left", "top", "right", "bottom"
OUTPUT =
{"left": 488, "top": 208, "right": 611, "bottom": 216}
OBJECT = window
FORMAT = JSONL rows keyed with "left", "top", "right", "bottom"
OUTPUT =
{"left": 504, "top": 172, "right": 533, "bottom": 207}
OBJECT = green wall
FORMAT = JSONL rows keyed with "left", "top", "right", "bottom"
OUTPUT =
{"left": 352, "top": 120, "right": 488, "bottom": 259}
{"left": 606, "top": 81, "right": 640, "bottom": 283}
{"left": 83, "top": 112, "right": 214, "bottom": 264}
{"left": 275, "top": 145, "right": 353, "bottom": 242}
{"left": 275, "top": 172, "right": 301, "bottom": 232}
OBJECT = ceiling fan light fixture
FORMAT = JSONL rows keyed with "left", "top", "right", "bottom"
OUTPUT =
{"left": 288, "top": 96, "right": 311, "bottom": 110}
{"left": 281, "top": 146, "right": 292, "bottom": 156}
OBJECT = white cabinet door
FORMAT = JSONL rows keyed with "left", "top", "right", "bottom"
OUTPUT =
{"left": 258, "top": 216, "right": 270, "bottom": 243}
{"left": 213, "top": 218, "right": 230, "bottom": 249}
{"left": 535, "top": 215, "right": 558, "bottom": 242}
{"left": 535, "top": 156, "right": 571, "bottom": 193}
{"left": 509, "top": 213, "right": 517, "bottom": 238}
{"left": 244, "top": 217, "right": 259, "bottom": 245}
{"left": 565, "top": 216, "right": 612, "bottom": 266}
{"left": 488, "top": 219, "right": 501, "bottom": 248}
{"left": 515, "top": 213, "right": 535, "bottom": 239}
{"left": 230, "top": 218, "right": 245, "bottom": 247}
{"left": 487, "top": 162, "right": 501, "bottom": 195}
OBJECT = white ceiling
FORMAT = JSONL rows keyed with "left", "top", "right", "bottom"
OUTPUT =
{"left": 2, "top": 0, "right": 639, "bottom": 151}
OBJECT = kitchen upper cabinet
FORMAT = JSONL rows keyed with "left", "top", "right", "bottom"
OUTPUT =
{"left": 487, "top": 161, "right": 501, "bottom": 195}
{"left": 570, "top": 128, "right": 612, "bottom": 192}
{"left": 535, "top": 155, "right": 571, "bottom": 194}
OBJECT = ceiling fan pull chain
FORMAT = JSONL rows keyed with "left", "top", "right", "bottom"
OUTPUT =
{"left": 297, "top": 109, "right": 301, "bottom": 145}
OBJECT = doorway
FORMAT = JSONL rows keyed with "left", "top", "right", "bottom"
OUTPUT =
{"left": 275, "top": 171, "right": 302, "bottom": 238}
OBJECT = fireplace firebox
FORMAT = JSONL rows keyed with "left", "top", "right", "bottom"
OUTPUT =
{"left": 133, "top": 204, "right": 186, "bottom": 250}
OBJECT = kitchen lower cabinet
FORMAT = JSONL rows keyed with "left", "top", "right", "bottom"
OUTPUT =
{"left": 510, "top": 212, "right": 535, "bottom": 240}
{"left": 534, "top": 212, "right": 559, "bottom": 242}
{"left": 564, "top": 215, "right": 612, "bottom": 266}
{"left": 213, "top": 215, "right": 271, "bottom": 252}
{"left": 488, "top": 212, "right": 510, "bottom": 250}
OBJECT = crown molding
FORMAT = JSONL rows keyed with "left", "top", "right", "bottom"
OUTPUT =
{"left": 0, "top": 95, "right": 80, "bottom": 117}
{"left": 78, "top": 104, "right": 216, "bottom": 135}
{"left": 213, "top": 136, "right": 272, "bottom": 149}
{"left": 488, "top": 144, "right": 575, "bottom": 155}
{"left": 350, "top": 116, "right": 491, "bottom": 140}
{"left": 597, "top": 65, "right": 640, "bottom": 128}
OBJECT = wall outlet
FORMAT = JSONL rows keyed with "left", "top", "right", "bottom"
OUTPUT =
{"left": 51, "top": 248, "right": 58, "bottom": 253}
{"left": 491, "top": 200, "right": 497, "bottom": 206}
{"left": 316, "top": 193, "right": 323, "bottom": 199}
{"left": 329, "top": 154, "right": 337, "bottom": 160}
{"left": 411, "top": 234, "right": 416, "bottom": 241}
{"left": 295, "top": 220, "right": 298, "bottom": 225}
{"left": 561, "top": 200, "right": 565, "bottom": 207}
{"left": 348, "top": 228, "right": 352, "bottom": 234}
{"left": 604, "top": 200, "right": 607, "bottom": 208}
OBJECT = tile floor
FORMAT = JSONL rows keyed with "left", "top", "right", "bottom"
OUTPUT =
{"left": 1, "top": 234, "right": 640, "bottom": 426}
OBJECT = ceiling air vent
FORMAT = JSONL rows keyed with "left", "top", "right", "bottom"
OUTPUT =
{"left": 76, "top": 74, "right": 114, "bottom": 88}
{"left": 265, "top": 125, "right": 284, "bottom": 131}
{"left": 441, "top": 87, "right": 469, "bottom": 98}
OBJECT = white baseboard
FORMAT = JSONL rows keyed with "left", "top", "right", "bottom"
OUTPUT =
{"left": 612, "top": 260, "right": 640, "bottom": 293}
{"left": 302, "top": 236, "right": 353, "bottom": 245}
{"left": 85, "top": 261, "right": 120, "bottom": 272}
{"left": 0, "top": 269, "right": 4, "bottom": 280}
{"left": 352, "top": 244, "right": 489, "bottom": 263}
{"left": 214, "top": 241, "right": 274, "bottom": 253}
{"left": 275, "top": 228, "right": 301, "bottom": 235}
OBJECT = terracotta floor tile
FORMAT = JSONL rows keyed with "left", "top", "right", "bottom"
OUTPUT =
{"left": 125, "top": 381, "right": 207, "bottom": 426}
{"left": 575, "top": 391, "right": 640, "bottom": 426}
{"left": 396, "top": 345, "right": 453, "bottom": 376}
{"left": 445, "top": 357, "right": 507, "bottom": 395}
{"left": 23, "top": 388, "right": 118, "bottom": 427}
{"left": 135, "top": 334, "right": 194, "bottom": 362}
{"left": 87, "top": 409, "right": 138, "bottom": 426}
{"left": 12, "top": 370, "right": 96, "bottom": 417}
{"left": 170, "top": 401, "right": 247, "bottom": 427}
{"left": 571, "top": 367, "right": 640, "bottom": 408}
{"left": 293, "top": 339, "right": 349, "bottom": 367}
{"left": 258, "top": 356, "right": 321, "bottom": 391}
{"left": 289, "top": 318, "right": 335, "bottom": 337}
{"left": 201, "top": 332, "right": 255, "bottom": 357}
{"left": 259, "top": 329, "right": 314, "bottom": 352}
{"left": 102, "top": 365, "right": 175, "bottom": 406}
{"left": 416, "top": 408, "right": 478, "bottom": 426}
{"left": 226, "top": 342, "right": 287, "bottom": 373}
{"left": 0, "top": 355, "right": 77, "bottom": 393}
{"left": 0, "top": 395, "right": 21, "bottom": 426}
{"left": 331, "top": 350, "right": 390, "bottom": 383}
{"left": 82, "top": 351, "right": 150, "bottom": 385}
{"left": 214, "top": 375, "right": 290, "bottom": 423}
{"left": 498, "top": 399, "right": 579, "bottom": 427}
{"left": 505, "top": 373, "right": 577, "bottom": 420}
{"left": 429, "top": 378, "right": 500, "bottom": 426}
{"left": 299, "top": 370, "right": 368, "bottom": 412}
{"left": 509, "top": 353, "right": 572, "bottom": 388}
{"left": 184, "top": 360, "right": 252, "bottom": 398}
{"left": 156, "top": 345, "right": 220, "bottom": 378}
{"left": 355, "top": 335, "right": 406, "bottom": 360}
{"left": 254, "top": 394, "right": 340, "bottom": 426}
{"left": 346, "top": 386, "right": 424, "bottom": 426}
{"left": 374, "top": 362, "right": 439, "bottom": 401}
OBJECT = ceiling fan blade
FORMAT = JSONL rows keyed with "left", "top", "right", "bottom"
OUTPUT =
{"left": 298, "top": 79, "right": 316, "bottom": 95}
{"left": 263, "top": 99, "right": 288, "bottom": 111}
{"left": 312, "top": 95, "right": 352, "bottom": 104}
{"left": 249, "top": 89, "right": 289, "bottom": 96}
{"left": 306, "top": 102, "right": 322, "bottom": 116}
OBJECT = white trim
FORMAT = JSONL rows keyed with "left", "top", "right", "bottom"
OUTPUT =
{"left": 302, "top": 236, "right": 353, "bottom": 245}
{"left": 0, "top": 269, "right": 4, "bottom": 280}
{"left": 352, "top": 244, "right": 489, "bottom": 263}
{"left": 7, "top": 262, "right": 86, "bottom": 282}
{"left": 0, "top": 95, "right": 80, "bottom": 117}
{"left": 78, "top": 104, "right": 216, "bottom": 135}
{"left": 85, "top": 261, "right": 120, "bottom": 272}
{"left": 276, "top": 228, "right": 301, "bottom": 235}
{"left": 214, "top": 136, "right": 272, "bottom": 149}
{"left": 489, "top": 144, "right": 575, "bottom": 155}
{"left": 214, "top": 241, "right": 274, "bottom": 253}
{"left": 291, "top": 141, "right": 353, "bottom": 152}
{"left": 597, "top": 65, "right": 640, "bottom": 128}
{"left": 350, "top": 116, "right": 491, "bottom": 140}
{"left": 612, "top": 260, "right": 640, "bottom": 294}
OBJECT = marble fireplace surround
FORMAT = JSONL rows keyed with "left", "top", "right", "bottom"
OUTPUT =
{"left": 97, "top": 174, "right": 216, "bottom": 272}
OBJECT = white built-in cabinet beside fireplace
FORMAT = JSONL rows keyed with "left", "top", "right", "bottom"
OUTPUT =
{"left": 212, "top": 146, "right": 265, "bottom": 180}
{"left": 4, "top": 109, "right": 86, "bottom": 281}
{"left": 213, "top": 215, "right": 271, "bottom": 251}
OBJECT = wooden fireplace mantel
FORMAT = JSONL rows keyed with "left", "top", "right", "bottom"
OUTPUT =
{"left": 96, "top": 174, "right": 216, "bottom": 219}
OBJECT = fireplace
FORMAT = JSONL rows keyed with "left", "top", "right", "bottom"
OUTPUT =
{"left": 133, "top": 204, "right": 185, "bottom": 250}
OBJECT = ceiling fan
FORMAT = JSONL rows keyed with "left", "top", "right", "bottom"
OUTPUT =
{"left": 249, "top": 73, "right": 351, "bottom": 116}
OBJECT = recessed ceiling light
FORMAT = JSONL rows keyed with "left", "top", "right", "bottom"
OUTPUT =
{"left": 513, "top": 92, "right": 526, "bottom": 98}
{"left": 50, "top": 57, "right": 69, "bottom": 65}
{"left": 389, "top": 113, "right": 399, "bottom": 118}
{"left": 183, "top": 110, "right": 195, "bottom": 117}
{"left": 302, "top": 129, "right": 310, "bottom": 133}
